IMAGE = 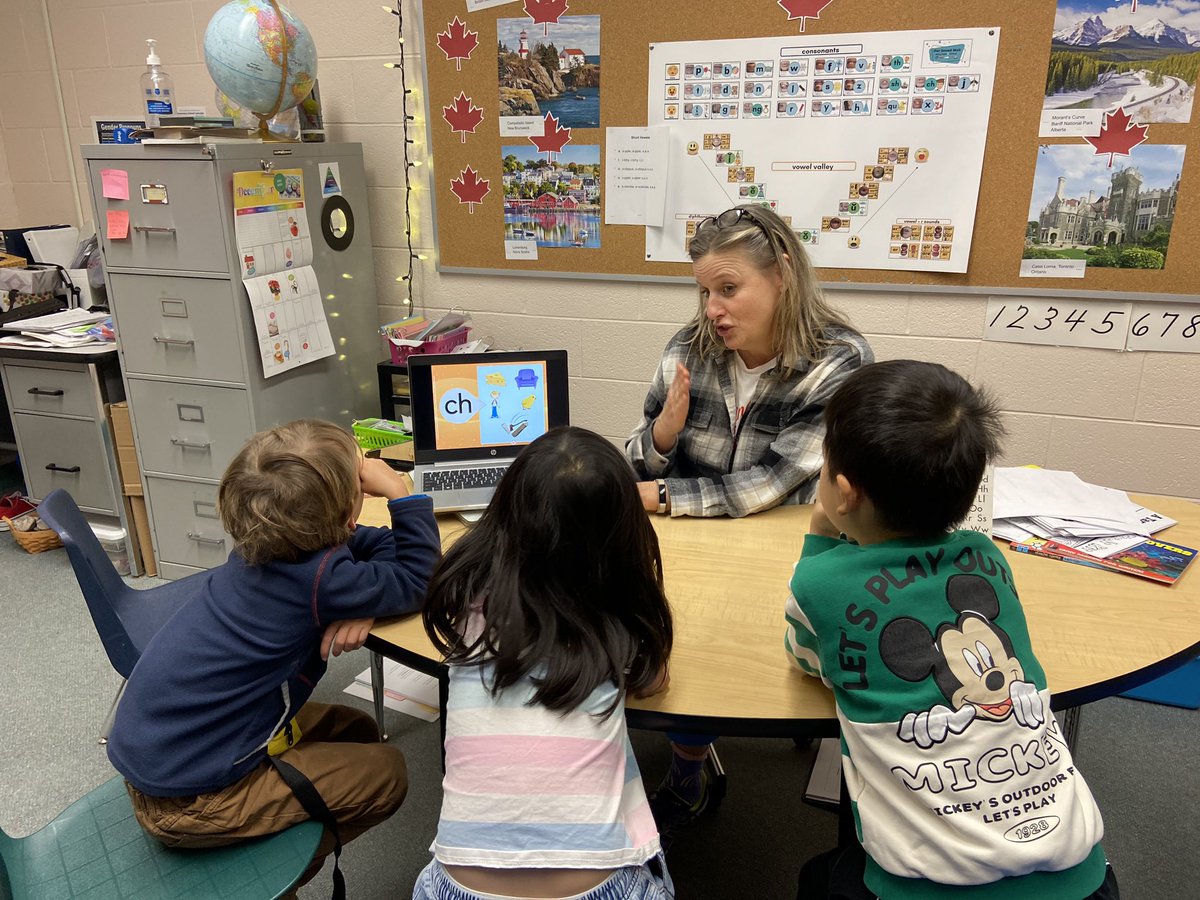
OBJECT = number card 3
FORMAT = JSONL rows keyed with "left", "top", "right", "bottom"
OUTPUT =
{"left": 984, "top": 297, "right": 1131, "bottom": 350}
{"left": 1127, "top": 302, "right": 1200, "bottom": 354}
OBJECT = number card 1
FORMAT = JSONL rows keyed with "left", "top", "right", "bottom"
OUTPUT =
{"left": 984, "top": 297, "right": 1131, "bottom": 350}
{"left": 1126, "top": 302, "right": 1200, "bottom": 354}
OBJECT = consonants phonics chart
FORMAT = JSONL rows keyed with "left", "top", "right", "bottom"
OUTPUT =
{"left": 648, "top": 28, "right": 999, "bottom": 272}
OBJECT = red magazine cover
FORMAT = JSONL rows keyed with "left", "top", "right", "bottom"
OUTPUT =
{"left": 1041, "top": 537, "right": 1197, "bottom": 585}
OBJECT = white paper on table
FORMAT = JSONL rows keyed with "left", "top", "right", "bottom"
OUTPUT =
{"left": 992, "top": 468, "right": 1144, "bottom": 531}
{"left": 604, "top": 126, "right": 668, "bottom": 226}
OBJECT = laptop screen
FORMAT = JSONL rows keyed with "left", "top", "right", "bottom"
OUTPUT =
{"left": 408, "top": 350, "right": 570, "bottom": 464}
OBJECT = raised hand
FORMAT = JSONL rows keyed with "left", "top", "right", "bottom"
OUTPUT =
{"left": 652, "top": 362, "right": 691, "bottom": 454}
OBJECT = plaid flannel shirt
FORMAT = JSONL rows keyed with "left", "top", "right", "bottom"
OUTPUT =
{"left": 626, "top": 325, "right": 872, "bottom": 518}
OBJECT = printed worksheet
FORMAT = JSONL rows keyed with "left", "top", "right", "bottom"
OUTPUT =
{"left": 647, "top": 27, "right": 999, "bottom": 273}
{"left": 232, "top": 169, "right": 330, "bottom": 378}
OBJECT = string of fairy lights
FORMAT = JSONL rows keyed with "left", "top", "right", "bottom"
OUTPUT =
{"left": 383, "top": 2, "right": 425, "bottom": 310}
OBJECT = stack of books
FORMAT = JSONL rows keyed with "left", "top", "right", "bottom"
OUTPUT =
{"left": 993, "top": 467, "right": 1196, "bottom": 585}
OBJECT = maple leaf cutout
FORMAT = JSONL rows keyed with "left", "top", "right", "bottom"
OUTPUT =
{"left": 525, "top": 0, "right": 569, "bottom": 36}
{"left": 778, "top": 0, "right": 835, "bottom": 32}
{"left": 443, "top": 92, "right": 484, "bottom": 144}
{"left": 437, "top": 16, "right": 479, "bottom": 71}
{"left": 450, "top": 166, "right": 490, "bottom": 214}
{"left": 1084, "top": 106, "right": 1148, "bottom": 168}
{"left": 528, "top": 112, "right": 572, "bottom": 161}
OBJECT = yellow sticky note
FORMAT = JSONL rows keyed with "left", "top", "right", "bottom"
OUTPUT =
{"left": 106, "top": 209, "right": 129, "bottom": 240}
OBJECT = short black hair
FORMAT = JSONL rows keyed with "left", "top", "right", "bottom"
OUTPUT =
{"left": 823, "top": 360, "right": 1005, "bottom": 536}
{"left": 422, "top": 426, "right": 672, "bottom": 718}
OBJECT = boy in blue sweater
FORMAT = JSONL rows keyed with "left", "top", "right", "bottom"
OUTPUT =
{"left": 107, "top": 419, "right": 440, "bottom": 888}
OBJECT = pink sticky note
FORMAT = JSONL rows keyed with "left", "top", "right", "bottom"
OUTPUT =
{"left": 106, "top": 209, "right": 129, "bottom": 240}
{"left": 101, "top": 168, "right": 129, "bottom": 201}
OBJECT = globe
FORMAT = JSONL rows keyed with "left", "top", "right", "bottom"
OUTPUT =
{"left": 203, "top": 0, "right": 317, "bottom": 128}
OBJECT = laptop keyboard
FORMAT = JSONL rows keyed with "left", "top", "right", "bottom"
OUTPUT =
{"left": 422, "top": 466, "right": 508, "bottom": 493}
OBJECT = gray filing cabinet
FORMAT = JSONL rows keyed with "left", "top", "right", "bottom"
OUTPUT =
{"left": 82, "top": 142, "right": 380, "bottom": 580}
{"left": 0, "top": 346, "right": 124, "bottom": 516}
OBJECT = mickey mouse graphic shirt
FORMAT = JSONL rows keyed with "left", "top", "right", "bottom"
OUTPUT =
{"left": 785, "top": 529, "right": 1107, "bottom": 900}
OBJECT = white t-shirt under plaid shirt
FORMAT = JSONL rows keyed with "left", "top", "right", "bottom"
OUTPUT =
{"left": 626, "top": 324, "right": 872, "bottom": 518}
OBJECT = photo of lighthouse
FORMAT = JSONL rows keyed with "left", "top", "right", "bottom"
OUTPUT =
{"left": 497, "top": 15, "right": 602, "bottom": 130}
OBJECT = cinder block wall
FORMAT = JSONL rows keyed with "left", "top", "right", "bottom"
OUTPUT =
{"left": 2, "top": 0, "right": 1195, "bottom": 498}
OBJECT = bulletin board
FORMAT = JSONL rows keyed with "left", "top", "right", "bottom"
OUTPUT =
{"left": 418, "top": 0, "right": 1200, "bottom": 297}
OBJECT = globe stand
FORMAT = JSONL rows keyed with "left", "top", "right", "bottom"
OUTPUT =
{"left": 254, "top": 114, "right": 297, "bottom": 142}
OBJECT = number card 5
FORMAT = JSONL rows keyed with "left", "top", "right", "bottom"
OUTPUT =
{"left": 984, "top": 297, "right": 1131, "bottom": 350}
{"left": 1126, "top": 302, "right": 1200, "bottom": 354}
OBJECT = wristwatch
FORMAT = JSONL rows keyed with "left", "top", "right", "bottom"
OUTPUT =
{"left": 656, "top": 479, "right": 668, "bottom": 515}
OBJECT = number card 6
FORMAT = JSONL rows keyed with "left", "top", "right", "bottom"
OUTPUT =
{"left": 984, "top": 297, "right": 1131, "bottom": 350}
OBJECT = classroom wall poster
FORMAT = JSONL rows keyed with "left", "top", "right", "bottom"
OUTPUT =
{"left": 502, "top": 143, "right": 601, "bottom": 248}
{"left": 645, "top": 27, "right": 1000, "bottom": 273}
{"left": 232, "top": 169, "right": 334, "bottom": 377}
{"left": 1024, "top": 142, "right": 1183, "bottom": 272}
{"left": 1041, "top": 1, "right": 1200, "bottom": 137}
{"left": 497, "top": 14, "right": 601, "bottom": 136}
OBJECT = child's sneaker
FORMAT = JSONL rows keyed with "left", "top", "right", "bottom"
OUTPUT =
{"left": 648, "top": 751, "right": 726, "bottom": 849}
{"left": 0, "top": 492, "right": 35, "bottom": 530}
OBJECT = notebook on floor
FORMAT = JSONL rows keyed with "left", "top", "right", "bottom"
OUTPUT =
{"left": 408, "top": 349, "right": 569, "bottom": 513}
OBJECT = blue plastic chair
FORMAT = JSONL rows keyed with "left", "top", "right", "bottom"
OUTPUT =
{"left": 0, "top": 775, "right": 322, "bottom": 899}
{"left": 37, "top": 489, "right": 210, "bottom": 742}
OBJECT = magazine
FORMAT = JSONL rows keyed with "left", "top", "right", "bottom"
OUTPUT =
{"left": 1010, "top": 535, "right": 1197, "bottom": 585}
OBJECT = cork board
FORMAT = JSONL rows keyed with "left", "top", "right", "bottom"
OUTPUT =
{"left": 418, "top": 1, "right": 1200, "bottom": 296}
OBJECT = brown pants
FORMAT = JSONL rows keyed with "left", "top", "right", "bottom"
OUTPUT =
{"left": 126, "top": 702, "right": 407, "bottom": 888}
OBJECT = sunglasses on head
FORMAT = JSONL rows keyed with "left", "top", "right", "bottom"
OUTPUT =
{"left": 695, "top": 208, "right": 757, "bottom": 233}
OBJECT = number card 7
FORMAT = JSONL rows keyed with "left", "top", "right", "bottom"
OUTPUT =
{"left": 984, "top": 297, "right": 1131, "bottom": 350}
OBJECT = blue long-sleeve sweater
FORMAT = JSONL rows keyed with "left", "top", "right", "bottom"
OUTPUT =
{"left": 107, "top": 495, "right": 440, "bottom": 796}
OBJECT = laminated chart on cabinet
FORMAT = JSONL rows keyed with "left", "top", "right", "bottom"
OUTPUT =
{"left": 232, "top": 169, "right": 333, "bottom": 377}
{"left": 647, "top": 27, "right": 999, "bottom": 273}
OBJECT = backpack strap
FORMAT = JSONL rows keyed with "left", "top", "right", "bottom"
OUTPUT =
{"left": 268, "top": 755, "right": 346, "bottom": 900}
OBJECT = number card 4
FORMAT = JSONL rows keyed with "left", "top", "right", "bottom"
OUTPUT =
{"left": 984, "top": 297, "right": 1131, "bottom": 350}
{"left": 1127, "top": 302, "right": 1200, "bottom": 354}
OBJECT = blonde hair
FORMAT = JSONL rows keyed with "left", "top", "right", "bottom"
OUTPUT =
{"left": 218, "top": 419, "right": 360, "bottom": 565}
{"left": 686, "top": 204, "right": 852, "bottom": 371}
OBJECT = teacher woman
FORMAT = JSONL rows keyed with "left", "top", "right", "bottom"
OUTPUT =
{"left": 625, "top": 204, "right": 873, "bottom": 842}
{"left": 627, "top": 204, "right": 873, "bottom": 519}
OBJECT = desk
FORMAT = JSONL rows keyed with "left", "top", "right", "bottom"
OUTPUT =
{"left": 364, "top": 494, "right": 1200, "bottom": 737}
{"left": 0, "top": 344, "right": 124, "bottom": 516}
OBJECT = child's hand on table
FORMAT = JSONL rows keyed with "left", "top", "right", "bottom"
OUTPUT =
{"left": 321, "top": 617, "right": 375, "bottom": 660}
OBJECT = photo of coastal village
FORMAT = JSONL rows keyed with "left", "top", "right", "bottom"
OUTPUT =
{"left": 502, "top": 145, "right": 601, "bottom": 249}
{"left": 1045, "top": 1, "right": 1200, "bottom": 124}
{"left": 1025, "top": 143, "right": 1183, "bottom": 269}
{"left": 497, "top": 15, "right": 601, "bottom": 129}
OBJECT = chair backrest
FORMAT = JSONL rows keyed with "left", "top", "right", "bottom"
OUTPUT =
{"left": 37, "top": 489, "right": 145, "bottom": 677}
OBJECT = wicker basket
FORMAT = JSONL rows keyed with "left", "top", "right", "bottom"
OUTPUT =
{"left": 4, "top": 511, "right": 63, "bottom": 553}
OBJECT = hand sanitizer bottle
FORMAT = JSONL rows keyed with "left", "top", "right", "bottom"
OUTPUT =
{"left": 140, "top": 39, "right": 174, "bottom": 127}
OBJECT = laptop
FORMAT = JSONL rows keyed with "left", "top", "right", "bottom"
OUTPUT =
{"left": 408, "top": 349, "right": 570, "bottom": 512}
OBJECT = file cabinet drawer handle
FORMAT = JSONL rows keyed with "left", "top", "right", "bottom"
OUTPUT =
{"left": 187, "top": 531, "right": 225, "bottom": 546}
{"left": 153, "top": 335, "right": 196, "bottom": 347}
{"left": 27, "top": 387, "right": 65, "bottom": 396}
{"left": 170, "top": 437, "right": 212, "bottom": 451}
{"left": 134, "top": 225, "right": 178, "bottom": 234}
{"left": 45, "top": 463, "right": 81, "bottom": 473}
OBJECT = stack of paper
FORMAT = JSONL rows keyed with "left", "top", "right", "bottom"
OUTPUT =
{"left": 994, "top": 468, "right": 1195, "bottom": 584}
{"left": 343, "top": 658, "right": 440, "bottom": 722}
{"left": 0, "top": 309, "right": 113, "bottom": 348}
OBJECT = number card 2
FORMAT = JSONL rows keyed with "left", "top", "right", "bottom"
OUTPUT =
{"left": 984, "top": 297, "right": 1131, "bottom": 350}
{"left": 1126, "top": 302, "right": 1200, "bottom": 354}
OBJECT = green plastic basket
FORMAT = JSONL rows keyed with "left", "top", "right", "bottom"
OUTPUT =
{"left": 352, "top": 418, "right": 412, "bottom": 450}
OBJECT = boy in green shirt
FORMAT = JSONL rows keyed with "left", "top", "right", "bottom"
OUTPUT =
{"left": 786, "top": 360, "right": 1117, "bottom": 900}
